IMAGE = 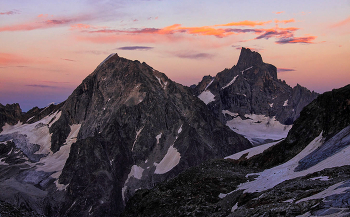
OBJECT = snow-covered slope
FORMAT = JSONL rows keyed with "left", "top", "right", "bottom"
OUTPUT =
{"left": 223, "top": 110, "right": 291, "bottom": 145}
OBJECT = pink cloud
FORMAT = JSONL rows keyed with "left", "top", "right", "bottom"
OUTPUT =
{"left": 330, "top": 16, "right": 350, "bottom": 28}
{"left": 0, "top": 14, "right": 92, "bottom": 32}
{"left": 274, "top": 11, "right": 285, "bottom": 14}
{"left": 0, "top": 10, "right": 19, "bottom": 15}
{"left": 275, "top": 19, "right": 295, "bottom": 24}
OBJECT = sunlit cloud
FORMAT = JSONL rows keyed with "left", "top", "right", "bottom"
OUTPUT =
{"left": 255, "top": 27, "right": 299, "bottom": 40}
{"left": 72, "top": 20, "right": 317, "bottom": 45}
{"left": 218, "top": 20, "right": 272, "bottom": 27}
{"left": 330, "top": 16, "right": 350, "bottom": 28}
{"left": 117, "top": 46, "right": 154, "bottom": 50}
{"left": 275, "top": 19, "right": 295, "bottom": 24}
{"left": 274, "top": 11, "right": 284, "bottom": 14}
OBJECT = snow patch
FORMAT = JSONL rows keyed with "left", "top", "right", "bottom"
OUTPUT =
{"left": 310, "top": 176, "right": 330, "bottom": 181}
{"left": 36, "top": 124, "right": 81, "bottom": 190}
{"left": 269, "top": 103, "right": 274, "bottom": 108}
{"left": 221, "top": 75, "right": 239, "bottom": 90}
{"left": 223, "top": 111, "right": 291, "bottom": 145}
{"left": 154, "top": 145, "right": 181, "bottom": 174}
{"left": 198, "top": 90, "right": 215, "bottom": 105}
{"left": 122, "top": 165, "right": 145, "bottom": 202}
{"left": 225, "top": 140, "right": 281, "bottom": 160}
{"left": 231, "top": 203, "right": 238, "bottom": 212}
{"left": 156, "top": 133, "right": 162, "bottom": 144}
{"left": 283, "top": 99, "right": 289, "bottom": 106}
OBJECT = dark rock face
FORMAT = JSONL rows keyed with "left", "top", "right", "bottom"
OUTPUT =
{"left": 0, "top": 103, "right": 22, "bottom": 132}
{"left": 194, "top": 47, "right": 318, "bottom": 125}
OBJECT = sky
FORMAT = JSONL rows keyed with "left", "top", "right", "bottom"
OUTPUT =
{"left": 0, "top": 0, "right": 349, "bottom": 111}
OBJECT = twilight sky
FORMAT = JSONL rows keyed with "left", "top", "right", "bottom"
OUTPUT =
{"left": 1, "top": 0, "right": 349, "bottom": 111}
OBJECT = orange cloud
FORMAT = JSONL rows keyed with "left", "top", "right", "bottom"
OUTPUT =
{"left": 72, "top": 20, "right": 317, "bottom": 45}
{"left": 38, "top": 14, "right": 48, "bottom": 18}
{"left": 219, "top": 20, "right": 272, "bottom": 27}
{"left": 330, "top": 16, "right": 350, "bottom": 28}
{"left": 274, "top": 11, "right": 285, "bottom": 14}
{"left": 275, "top": 19, "right": 295, "bottom": 24}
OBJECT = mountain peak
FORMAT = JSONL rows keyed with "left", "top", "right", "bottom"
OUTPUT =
{"left": 236, "top": 47, "right": 263, "bottom": 69}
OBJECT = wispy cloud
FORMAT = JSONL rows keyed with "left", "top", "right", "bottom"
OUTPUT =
{"left": 330, "top": 16, "right": 350, "bottom": 28}
{"left": 117, "top": 46, "right": 154, "bottom": 50}
{"left": 274, "top": 11, "right": 285, "bottom": 14}
{"left": 0, "top": 10, "right": 20, "bottom": 15}
{"left": 26, "top": 84, "right": 58, "bottom": 89}
{"left": 172, "top": 52, "right": 214, "bottom": 59}
{"left": 0, "top": 14, "right": 92, "bottom": 32}
{"left": 61, "top": 58, "right": 76, "bottom": 62}
{"left": 275, "top": 36, "right": 317, "bottom": 44}
{"left": 277, "top": 68, "right": 296, "bottom": 72}
{"left": 275, "top": 19, "right": 295, "bottom": 24}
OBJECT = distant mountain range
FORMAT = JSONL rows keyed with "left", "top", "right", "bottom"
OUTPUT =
{"left": 1, "top": 48, "right": 347, "bottom": 217}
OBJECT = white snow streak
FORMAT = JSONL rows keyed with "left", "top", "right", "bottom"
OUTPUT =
{"left": 204, "top": 78, "right": 215, "bottom": 91}
{"left": 198, "top": 90, "right": 215, "bottom": 105}
{"left": 221, "top": 75, "right": 239, "bottom": 90}
{"left": 241, "top": 66, "right": 253, "bottom": 74}
{"left": 225, "top": 140, "right": 281, "bottom": 160}
{"left": 283, "top": 99, "right": 289, "bottom": 106}
{"left": 269, "top": 103, "right": 274, "bottom": 108}
{"left": 154, "top": 145, "right": 181, "bottom": 174}
{"left": 132, "top": 127, "right": 143, "bottom": 152}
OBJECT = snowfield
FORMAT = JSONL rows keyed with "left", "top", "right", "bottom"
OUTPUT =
{"left": 238, "top": 126, "right": 350, "bottom": 193}
{"left": 223, "top": 110, "right": 292, "bottom": 145}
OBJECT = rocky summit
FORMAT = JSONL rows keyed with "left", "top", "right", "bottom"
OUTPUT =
{"left": 0, "top": 53, "right": 251, "bottom": 216}
{"left": 123, "top": 84, "right": 350, "bottom": 217}
{"left": 194, "top": 48, "right": 318, "bottom": 145}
